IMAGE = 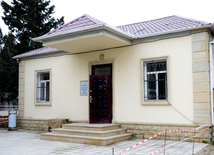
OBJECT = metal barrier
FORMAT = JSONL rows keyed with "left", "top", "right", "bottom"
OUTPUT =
{"left": 0, "top": 105, "right": 18, "bottom": 111}
{"left": 0, "top": 101, "right": 18, "bottom": 111}
{"left": 114, "top": 122, "right": 212, "bottom": 155}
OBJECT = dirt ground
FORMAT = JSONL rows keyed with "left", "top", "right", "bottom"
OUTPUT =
{"left": 197, "top": 145, "right": 214, "bottom": 155}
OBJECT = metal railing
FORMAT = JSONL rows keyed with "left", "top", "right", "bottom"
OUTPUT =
{"left": 0, "top": 101, "right": 18, "bottom": 111}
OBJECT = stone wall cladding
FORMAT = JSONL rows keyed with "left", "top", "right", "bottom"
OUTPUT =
{"left": 18, "top": 118, "right": 49, "bottom": 131}
{"left": 192, "top": 30, "right": 211, "bottom": 124}
{"left": 17, "top": 118, "right": 211, "bottom": 142}
{"left": 18, "top": 60, "right": 25, "bottom": 118}
{"left": 121, "top": 124, "right": 210, "bottom": 143}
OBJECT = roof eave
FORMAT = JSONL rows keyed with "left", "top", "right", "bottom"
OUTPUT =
{"left": 136, "top": 24, "right": 213, "bottom": 39}
{"left": 33, "top": 24, "right": 134, "bottom": 43}
{"left": 12, "top": 49, "right": 60, "bottom": 59}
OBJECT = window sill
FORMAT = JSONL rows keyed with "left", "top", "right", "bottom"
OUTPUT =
{"left": 142, "top": 100, "right": 170, "bottom": 106}
{"left": 35, "top": 102, "right": 51, "bottom": 106}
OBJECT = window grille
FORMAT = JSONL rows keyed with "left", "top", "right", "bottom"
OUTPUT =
{"left": 144, "top": 60, "right": 167, "bottom": 101}
{"left": 92, "top": 64, "right": 112, "bottom": 75}
{"left": 37, "top": 72, "right": 50, "bottom": 102}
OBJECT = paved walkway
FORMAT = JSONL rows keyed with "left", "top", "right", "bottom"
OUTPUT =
{"left": 0, "top": 128, "right": 209, "bottom": 155}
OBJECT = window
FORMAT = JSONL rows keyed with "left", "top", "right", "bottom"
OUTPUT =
{"left": 144, "top": 60, "right": 167, "bottom": 101}
{"left": 36, "top": 72, "right": 50, "bottom": 102}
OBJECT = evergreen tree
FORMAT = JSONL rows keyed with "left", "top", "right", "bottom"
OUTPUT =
{"left": 0, "top": 0, "right": 64, "bottom": 103}
{"left": 1, "top": 0, "right": 64, "bottom": 54}
{"left": 0, "top": 28, "right": 3, "bottom": 104}
{"left": 0, "top": 32, "right": 18, "bottom": 104}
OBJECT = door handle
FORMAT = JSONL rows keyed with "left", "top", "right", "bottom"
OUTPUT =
{"left": 90, "top": 96, "right": 93, "bottom": 103}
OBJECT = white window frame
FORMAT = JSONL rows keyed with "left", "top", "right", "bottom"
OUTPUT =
{"left": 35, "top": 69, "right": 52, "bottom": 106}
{"left": 144, "top": 60, "right": 167, "bottom": 101}
{"left": 141, "top": 57, "right": 170, "bottom": 106}
{"left": 37, "top": 73, "right": 50, "bottom": 102}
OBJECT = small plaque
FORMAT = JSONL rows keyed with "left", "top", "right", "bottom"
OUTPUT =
{"left": 80, "top": 81, "right": 88, "bottom": 96}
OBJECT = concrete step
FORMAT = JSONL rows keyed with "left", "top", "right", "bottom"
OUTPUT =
{"left": 51, "top": 128, "right": 126, "bottom": 137}
{"left": 62, "top": 123, "right": 120, "bottom": 131}
{"left": 41, "top": 132, "right": 133, "bottom": 145}
{"left": 41, "top": 123, "right": 132, "bottom": 145}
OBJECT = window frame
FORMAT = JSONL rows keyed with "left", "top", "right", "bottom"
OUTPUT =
{"left": 141, "top": 56, "right": 170, "bottom": 106}
{"left": 35, "top": 69, "right": 52, "bottom": 106}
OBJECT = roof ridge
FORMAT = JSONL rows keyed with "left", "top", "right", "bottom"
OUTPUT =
{"left": 117, "top": 15, "right": 210, "bottom": 28}
{"left": 85, "top": 14, "right": 104, "bottom": 24}
{"left": 44, "top": 14, "right": 104, "bottom": 36}
{"left": 44, "top": 14, "right": 86, "bottom": 35}
{"left": 172, "top": 15, "right": 210, "bottom": 24}
{"left": 117, "top": 15, "right": 176, "bottom": 27}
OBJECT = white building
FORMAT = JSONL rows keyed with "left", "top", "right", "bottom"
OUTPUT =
{"left": 13, "top": 15, "right": 214, "bottom": 142}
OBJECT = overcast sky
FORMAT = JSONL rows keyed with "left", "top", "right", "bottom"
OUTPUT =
{"left": 0, "top": 0, "right": 214, "bottom": 35}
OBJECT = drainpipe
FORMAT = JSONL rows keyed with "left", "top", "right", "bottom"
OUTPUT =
{"left": 209, "top": 41, "right": 214, "bottom": 142}
{"left": 209, "top": 42, "right": 214, "bottom": 125}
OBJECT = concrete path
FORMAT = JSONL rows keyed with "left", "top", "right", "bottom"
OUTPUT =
{"left": 0, "top": 128, "right": 209, "bottom": 155}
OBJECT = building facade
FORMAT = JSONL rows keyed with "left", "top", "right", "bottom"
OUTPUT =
{"left": 14, "top": 15, "right": 214, "bottom": 142}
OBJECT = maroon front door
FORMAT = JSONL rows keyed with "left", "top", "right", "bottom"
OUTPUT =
{"left": 89, "top": 64, "right": 112, "bottom": 123}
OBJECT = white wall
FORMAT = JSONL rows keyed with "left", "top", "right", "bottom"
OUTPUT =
{"left": 24, "top": 35, "right": 193, "bottom": 124}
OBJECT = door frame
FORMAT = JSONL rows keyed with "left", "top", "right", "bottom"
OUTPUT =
{"left": 88, "top": 59, "right": 114, "bottom": 123}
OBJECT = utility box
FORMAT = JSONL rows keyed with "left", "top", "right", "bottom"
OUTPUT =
{"left": 8, "top": 110, "right": 18, "bottom": 131}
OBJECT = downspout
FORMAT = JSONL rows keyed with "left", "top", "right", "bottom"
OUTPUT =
{"left": 209, "top": 42, "right": 214, "bottom": 125}
{"left": 209, "top": 41, "right": 214, "bottom": 142}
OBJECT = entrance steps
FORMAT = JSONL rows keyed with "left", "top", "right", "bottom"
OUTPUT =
{"left": 41, "top": 123, "right": 132, "bottom": 145}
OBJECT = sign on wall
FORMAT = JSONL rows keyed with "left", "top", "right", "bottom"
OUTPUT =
{"left": 80, "top": 81, "right": 88, "bottom": 96}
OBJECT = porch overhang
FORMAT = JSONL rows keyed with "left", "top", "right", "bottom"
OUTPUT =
{"left": 33, "top": 24, "right": 133, "bottom": 53}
